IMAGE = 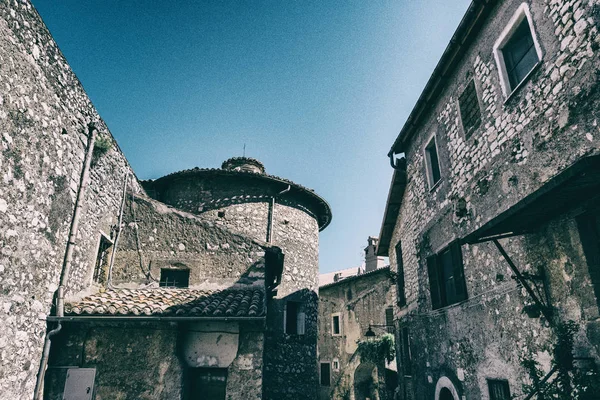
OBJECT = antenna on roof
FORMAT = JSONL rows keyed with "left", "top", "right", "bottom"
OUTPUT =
{"left": 243, "top": 143, "right": 246, "bottom": 157}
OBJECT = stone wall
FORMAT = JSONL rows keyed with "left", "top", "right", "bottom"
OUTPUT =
{"left": 111, "top": 195, "right": 267, "bottom": 288}
{"left": 386, "top": 0, "right": 600, "bottom": 399}
{"left": 318, "top": 268, "right": 395, "bottom": 400}
{"left": 145, "top": 171, "right": 324, "bottom": 399}
{"left": 44, "top": 321, "right": 264, "bottom": 400}
{"left": 0, "top": 2, "right": 142, "bottom": 398}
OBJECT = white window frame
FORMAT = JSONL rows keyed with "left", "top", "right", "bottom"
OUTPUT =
{"left": 423, "top": 133, "right": 442, "bottom": 190}
{"left": 493, "top": 3, "right": 543, "bottom": 98}
{"left": 331, "top": 313, "right": 342, "bottom": 336}
{"left": 332, "top": 358, "right": 340, "bottom": 372}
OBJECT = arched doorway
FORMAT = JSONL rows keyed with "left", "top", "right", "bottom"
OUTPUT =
{"left": 439, "top": 388, "right": 454, "bottom": 400}
{"left": 434, "top": 376, "right": 460, "bottom": 400}
{"left": 354, "top": 362, "right": 379, "bottom": 400}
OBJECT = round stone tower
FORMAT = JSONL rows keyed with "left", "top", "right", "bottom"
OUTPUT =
{"left": 143, "top": 157, "right": 331, "bottom": 399}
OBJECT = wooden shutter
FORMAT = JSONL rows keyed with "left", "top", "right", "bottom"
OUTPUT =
{"left": 427, "top": 255, "right": 442, "bottom": 309}
{"left": 385, "top": 307, "right": 394, "bottom": 333}
{"left": 451, "top": 242, "right": 468, "bottom": 302}
{"left": 395, "top": 241, "right": 406, "bottom": 306}
{"left": 297, "top": 311, "right": 305, "bottom": 335}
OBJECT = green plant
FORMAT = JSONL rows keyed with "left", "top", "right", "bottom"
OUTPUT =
{"left": 93, "top": 135, "right": 112, "bottom": 159}
{"left": 521, "top": 320, "right": 599, "bottom": 399}
{"left": 357, "top": 333, "right": 395, "bottom": 365}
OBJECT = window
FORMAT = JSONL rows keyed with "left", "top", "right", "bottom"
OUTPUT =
{"left": 284, "top": 301, "right": 305, "bottom": 335}
{"left": 93, "top": 235, "right": 113, "bottom": 284}
{"left": 159, "top": 268, "right": 190, "bottom": 288}
{"left": 186, "top": 368, "right": 227, "bottom": 400}
{"left": 577, "top": 211, "right": 600, "bottom": 311}
{"left": 458, "top": 79, "right": 481, "bottom": 138}
{"left": 331, "top": 313, "right": 341, "bottom": 336}
{"left": 385, "top": 307, "right": 394, "bottom": 334}
{"left": 395, "top": 241, "right": 406, "bottom": 307}
{"left": 488, "top": 379, "right": 511, "bottom": 400}
{"left": 424, "top": 136, "right": 441, "bottom": 188}
{"left": 493, "top": 3, "right": 542, "bottom": 97}
{"left": 332, "top": 359, "right": 340, "bottom": 371}
{"left": 426, "top": 242, "right": 467, "bottom": 309}
{"left": 400, "top": 327, "right": 412, "bottom": 376}
{"left": 320, "top": 363, "right": 331, "bottom": 386}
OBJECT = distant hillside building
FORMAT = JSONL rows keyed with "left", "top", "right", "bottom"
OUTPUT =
{"left": 0, "top": 2, "right": 331, "bottom": 399}
{"left": 318, "top": 238, "right": 396, "bottom": 400}
{"left": 378, "top": 1, "right": 600, "bottom": 399}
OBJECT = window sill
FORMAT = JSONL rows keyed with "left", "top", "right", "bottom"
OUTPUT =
{"left": 428, "top": 178, "right": 442, "bottom": 193}
{"left": 502, "top": 61, "right": 542, "bottom": 104}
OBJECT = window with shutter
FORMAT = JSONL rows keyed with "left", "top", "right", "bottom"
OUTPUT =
{"left": 385, "top": 307, "right": 394, "bottom": 333}
{"left": 395, "top": 241, "right": 406, "bottom": 307}
{"left": 487, "top": 379, "right": 511, "bottom": 400}
{"left": 427, "top": 242, "right": 467, "bottom": 309}
{"left": 427, "top": 255, "right": 442, "bottom": 310}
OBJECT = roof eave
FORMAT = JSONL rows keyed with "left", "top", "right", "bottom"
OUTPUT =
{"left": 48, "top": 315, "right": 266, "bottom": 322}
{"left": 388, "top": 0, "right": 497, "bottom": 156}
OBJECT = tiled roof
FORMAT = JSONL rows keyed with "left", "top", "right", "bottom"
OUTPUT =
{"left": 65, "top": 287, "right": 265, "bottom": 318}
{"left": 319, "top": 266, "right": 390, "bottom": 290}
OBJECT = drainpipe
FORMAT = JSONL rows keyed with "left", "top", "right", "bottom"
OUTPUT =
{"left": 107, "top": 171, "right": 129, "bottom": 288}
{"left": 266, "top": 185, "right": 291, "bottom": 243}
{"left": 33, "top": 123, "right": 97, "bottom": 400}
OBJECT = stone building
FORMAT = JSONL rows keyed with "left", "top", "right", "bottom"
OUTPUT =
{"left": 377, "top": 0, "right": 600, "bottom": 399}
{"left": 318, "top": 238, "right": 396, "bottom": 400}
{"left": 0, "top": 2, "right": 331, "bottom": 399}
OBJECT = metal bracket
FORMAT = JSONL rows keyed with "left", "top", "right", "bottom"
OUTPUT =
{"left": 492, "top": 239, "right": 554, "bottom": 324}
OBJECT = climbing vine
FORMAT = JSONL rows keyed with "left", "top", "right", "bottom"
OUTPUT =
{"left": 521, "top": 320, "right": 599, "bottom": 400}
{"left": 357, "top": 333, "right": 395, "bottom": 365}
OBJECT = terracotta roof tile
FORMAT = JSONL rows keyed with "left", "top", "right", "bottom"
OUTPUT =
{"left": 65, "top": 287, "right": 265, "bottom": 318}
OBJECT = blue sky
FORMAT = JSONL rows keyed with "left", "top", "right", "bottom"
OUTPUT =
{"left": 32, "top": 0, "right": 471, "bottom": 273}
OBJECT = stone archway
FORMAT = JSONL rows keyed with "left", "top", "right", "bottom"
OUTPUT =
{"left": 434, "top": 376, "right": 460, "bottom": 400}
{"left": 354, "top": 362, "right": 379, "bottom": 400}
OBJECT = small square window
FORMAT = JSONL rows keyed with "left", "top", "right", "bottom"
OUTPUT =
{"left": 488, "top": 379, "right": 511, "bottom": 400}
{"left": 332, "top": 314, "right": 341, "bottom": 336}
{"left": 332, "top": 359, "right": 340, "bottom": 371}
{"left": 159, "top": 269, "right": 190, "bottom": 288}
{"left": 493, "top": 3, "right": 542, "bottom": 97}
{"left": 459, "top": 79, "right": 481, "bottom": 138}
{"left": 320, "top": 363, "right": 331, "bottom": 386}
{"left": 424, "top": 136, "right": 441, "bottom": 188}
{"left": 426, "top": 242, "right": 468, "bottom": 310}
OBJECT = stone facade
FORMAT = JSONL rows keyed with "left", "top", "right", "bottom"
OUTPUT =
{"left": 0, "top": 3, "right": 331, "bottom": 400}
{"left": 143, "top": 159, "right": 331, "bottom": 400}
{"left": 378, "top": 0, "right": 600, "bottom": 399}
{"left": 0, "top": 2, "right": 141, "bottom": 398}
{"left": 318, "top": 263, "right": 396, "bottom": 400}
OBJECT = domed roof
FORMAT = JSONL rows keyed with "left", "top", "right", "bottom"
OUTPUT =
{"left": 221, "top": 157, "right": 265, "bottom": 174}
{"left": 145, "top": 157, "right": 332, "bottom": 231}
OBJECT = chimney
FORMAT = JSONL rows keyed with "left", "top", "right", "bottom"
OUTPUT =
{"left": 364, "top": 236, "right": 385, "bottom": 272}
